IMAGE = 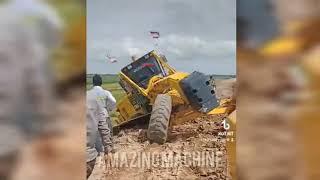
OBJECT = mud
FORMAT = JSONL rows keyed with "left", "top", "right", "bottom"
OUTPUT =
{"left": 89, "top": 116, "right": 229, "bottom": 180}
{"left": 89, "top": 78, "right": 236, "bottom": 180}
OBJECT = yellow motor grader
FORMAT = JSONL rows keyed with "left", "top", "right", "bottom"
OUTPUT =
{"left": 114, "top": 50, "right": 235, "bottom": 144}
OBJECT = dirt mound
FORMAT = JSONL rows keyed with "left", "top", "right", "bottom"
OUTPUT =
{"left": 215, "top": 78, "right": 236, "bottom": 100}
{"left": 90, "top": 115, "right": 229, "bottom": 180}
{"left": 89, "top": 78, "right": 235, "bottom": 180}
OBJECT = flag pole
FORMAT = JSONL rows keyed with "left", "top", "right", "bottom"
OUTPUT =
{"left": 150, "top": 31, "right": 161, "bottom": 54}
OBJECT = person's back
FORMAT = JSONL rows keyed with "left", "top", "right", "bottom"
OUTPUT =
{"left": 88, "top": 75, "right": 116, "bottom": 130}
{"left": 88, "top": 86, "right": 116, "bottom": 114}
{"left": 88, "top": 75, "right": 116, "bottom": 116}
{"left": 86, "top": 88, "right": 113, "bottom": 178}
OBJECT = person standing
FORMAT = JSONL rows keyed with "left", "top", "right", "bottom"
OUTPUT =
{"left": 86, "top": 87, "right": 113, "bottom": 178}
{"left": 90, "top": 74, "right": 116, "bottom": 139}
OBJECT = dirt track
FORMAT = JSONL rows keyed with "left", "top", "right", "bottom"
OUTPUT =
{"left": 89, "top": 78, "right": 236, "bottom": 180}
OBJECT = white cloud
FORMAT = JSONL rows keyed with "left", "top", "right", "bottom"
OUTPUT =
{"left": 88, "top": 34, "right": 235, "bottom": 65}
{"left": 127, "top": 47, "right": 141, "bottom": 56}
{"left": 122, "top": 37, "right": 153, "bottom": 57}
{"left": 159, "top": 34, "right": 235, "bottom": 59}
{"left": 123, "top": 37, "right": 142, "bottom": 56}
{"left": 87, "top": 0, "right": 235, "bottom": 74}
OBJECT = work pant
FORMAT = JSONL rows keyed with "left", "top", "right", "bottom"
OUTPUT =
{"left": 106, "top": 117, "right": 113, "bottom": 136}
{"left": 86, "top": 158, "right": 96, "bottom": 179}
{"left": 95, "top": 117, "right": 113, "bottom": 153}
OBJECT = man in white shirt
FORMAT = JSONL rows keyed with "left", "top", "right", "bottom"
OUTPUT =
{"left": 91, "top": 75, "right": 116, "bottom": 131}
{"left": 86, "top": 89, "right": 113, "bottom": 178}
{"left": 88, "top": 74, "right": 117, "bottom": 153}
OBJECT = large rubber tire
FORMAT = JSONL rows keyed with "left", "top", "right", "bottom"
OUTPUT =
{"left": 147, "top": 94, "right": 172, "bottom": 144}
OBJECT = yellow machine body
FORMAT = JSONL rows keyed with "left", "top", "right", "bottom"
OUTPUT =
{"left": 114, "top": 51, "right": 232, "bottom": 127}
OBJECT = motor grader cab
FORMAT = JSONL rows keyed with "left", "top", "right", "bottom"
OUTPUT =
{"left": 114, "top": 50, "right": 233, "bottom": 144}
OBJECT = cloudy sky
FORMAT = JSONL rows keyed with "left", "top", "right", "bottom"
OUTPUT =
{"left": 87, "top": 0, "right": 236, "bottom": 75}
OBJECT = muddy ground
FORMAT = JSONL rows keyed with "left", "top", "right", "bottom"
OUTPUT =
{"left": 90, "top": 117, "right": 229, "bottom": 180}
{"left": 89, "top": 78, "right": 236, "bottom": 180}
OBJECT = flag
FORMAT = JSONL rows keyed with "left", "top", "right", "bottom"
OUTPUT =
{"left": 106, "top": 54, "right": 117, "bottom": 63}
{"left": 150, "top": 31, "right": 160, "bottom": 39}
{"left": 109, "top": 57, "right": 117, "bottom": 63}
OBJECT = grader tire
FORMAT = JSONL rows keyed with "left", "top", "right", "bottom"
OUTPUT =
{"left": 147, "top": 94, "right": 172, "bottom": 144}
